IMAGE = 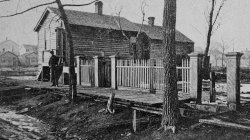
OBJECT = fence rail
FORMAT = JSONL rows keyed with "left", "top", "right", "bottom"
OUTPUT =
{"left": 116, "top": 58, "right": 190, "bottom": 93}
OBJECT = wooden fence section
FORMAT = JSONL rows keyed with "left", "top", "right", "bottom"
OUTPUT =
{"left": 179, "top": 58, "right": 190, "bottom": 93}
{"left": 116, "top": 58, "right": 190, "bottom": 93}
{"left": 80, "top": 59, "right": 95, "bottom": 86}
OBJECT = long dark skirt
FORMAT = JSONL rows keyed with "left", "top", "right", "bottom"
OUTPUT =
{"left": 55, "top": 65, "right": 63, "bottom": 83}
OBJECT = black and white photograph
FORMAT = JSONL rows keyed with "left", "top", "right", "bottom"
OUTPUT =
{"left": 0, "top": 0, "right": 250, "bottom": 139}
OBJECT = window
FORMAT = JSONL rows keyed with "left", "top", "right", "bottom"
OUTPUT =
{"left": 7, "top": 57, "right": 12, "bottom": 64}
{"left": 42, "top": 51, "right": 44, "bottom": 62}
{"left": 26, "top": 49, "right": 29, "bottom": 52}
{"left": 2, "top": 57, "right": 6, "bottom": 63}
{"left": 31, "top": 57, "right": 37, "bottom": 63}
{"left": 44, "top": 30, "right": 47, "bottom": 50}
{"left": 3, "top": 48, "right": 5, "bottom": 52}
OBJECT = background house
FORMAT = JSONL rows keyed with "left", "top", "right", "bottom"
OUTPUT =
{"left": 34, "top": 1, "right": 194, "bottom": 68}
{"left": 0, "top": 39, "right": 20, "bottom": 55}
{"left": 20, "top": 52, "right": 38, "bottom": 66}
{"left": 19, "top": 44, "right": 38, "bottom": 66}
{"left": 0, "top": 51, "right": 19, "bottom": 67}
{"left": 241, "top": 51, "right": 250, "bottom": 68}
{"left": 20, "top": 44, "right": 38, "bottom": 55}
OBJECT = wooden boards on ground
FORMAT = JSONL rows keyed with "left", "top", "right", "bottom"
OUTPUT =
{"left": 199, "top": 118, "right": 250, "bottom": 131}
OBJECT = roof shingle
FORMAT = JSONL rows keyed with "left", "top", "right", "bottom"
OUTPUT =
{"left": 41, "top": 7, "right": 193, "bottom": 43}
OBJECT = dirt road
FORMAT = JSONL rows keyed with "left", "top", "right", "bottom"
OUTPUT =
{"left": 0, "top": 107, "right": 51, "bottom": 140}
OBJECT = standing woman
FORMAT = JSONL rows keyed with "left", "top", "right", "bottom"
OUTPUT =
{"left": 49, "top": 50, "right": 57, "bottom": 86}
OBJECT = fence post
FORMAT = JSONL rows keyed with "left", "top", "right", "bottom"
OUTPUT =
{"left": 109, "top": 55, "right": 117, "bottom": 89}
{"left": 226, "top": 52, "right": 243, "bottom": 111}
{"left": 188, "top": 52, "right": 204, "bottom": 101}
{"left": 93, "top": 56, "right": 99, "bottom": 87}
{"left": 75, "top": 56, "right": 81, "bottom": 85}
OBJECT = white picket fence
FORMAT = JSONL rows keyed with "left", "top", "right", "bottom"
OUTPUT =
{"left": 116, "top": 58, "right": 190, "bottom": 93}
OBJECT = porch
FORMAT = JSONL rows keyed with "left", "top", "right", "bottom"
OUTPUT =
{"left": 24, "top": 81, "right": 193, "bottom": 107}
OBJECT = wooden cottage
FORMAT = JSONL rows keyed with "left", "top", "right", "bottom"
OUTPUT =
{"left": 0, "top": 51, "right": 19, "bottom": 67}
{"left": 20, "top": 52, "right": 38, "bottom": 66}
{"left": 0, "top": 40, "right": 20, "bottom": 56}
{"left": 34, "top": 1, "right": 194, "bottom": 82}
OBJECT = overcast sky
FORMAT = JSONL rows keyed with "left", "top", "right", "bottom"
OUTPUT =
{"left": 0, "top": 0, "right": 249, "bottom": 52}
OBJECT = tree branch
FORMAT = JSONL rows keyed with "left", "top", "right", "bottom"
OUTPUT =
{"left": 62, "top": 0, "right": 99, "bottom": 7}
{"left": 114, "top": 10, "right": 130, "bottom": 41}
{"left": 136, "top": 0, "right": 147, "bottom": 38}
{"left": 49, "top": 14, "right": 61, "bottom": 30}
{"left": 0, "top": 1, "right": 56, "bottom": 18}
{"left": 0, "top": 0, "right": 9, "bottom": 3}
{"left": 212, "top": 0, "right": 226, "bottom": 26}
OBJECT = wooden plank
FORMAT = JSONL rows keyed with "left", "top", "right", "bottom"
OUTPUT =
{"left": 133, "top": 110, "right": 137, "bottom": 132}
{"left": 199, "top": 118, "right": 250, "bottom": 131}
{"left": 190, "top": 122, "right": 204, "bottom": 130}
{"left": 185, "top": 103, "right": 219, "bottom": 113}
{"left": 132, "top": 107, "right": 162, "bottom": 115}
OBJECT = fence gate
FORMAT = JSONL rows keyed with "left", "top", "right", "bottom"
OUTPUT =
{"left": 99, "top": 57, "right": 111, "bottom": 87}
{"left": 80, "top": 59, "right": 95, "bottom": 86}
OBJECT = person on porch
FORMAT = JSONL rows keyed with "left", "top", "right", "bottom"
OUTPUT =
{"left": 49, "top": 50, "right": 58, "bottom": 86}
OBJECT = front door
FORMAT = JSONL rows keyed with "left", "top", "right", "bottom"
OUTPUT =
{"left": 99, "top": 57, "right": 111, "bottom": 87}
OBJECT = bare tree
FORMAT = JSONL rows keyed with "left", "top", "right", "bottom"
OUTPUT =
{"left": 209, "top": 47, "right": 221, "bottom": 67}
{"left": 55, "top": 0, "right": 77, "bottom": 101}
{"left": 136, "top": 0, "right": 147, "bottom": 38}
{"left": 203, "top": 0, "right": 227, "bottom": 76}
{"left": 159, "top": 0, "right": 178, "bottom": 133}
{"left": 0, "top": 0, "right": 99, "bottom": 102}
{"left": 114, "top": 0, "right": 149, "bottom": 59}
{"left": 220, "top": 38, "right": 228, "bottom": 67}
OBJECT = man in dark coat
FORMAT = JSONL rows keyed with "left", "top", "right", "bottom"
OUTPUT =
{"left": 49, "top": 51, "right": 58, "bottom": 86}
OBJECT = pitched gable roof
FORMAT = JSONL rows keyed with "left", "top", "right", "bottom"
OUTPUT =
{"left": 134, "top": 24, "right": 193, "bottom": 43}
{"left": 49, "top": 7, "right": 140, "bottom": 32}
{"left": 21, "top": 52, "right": 37, "bottom": 57}
{"left": 34, "top": 7, "right": 193, "bottom": 43}
{"left": 0, "top": 51, "right": 18, "bottom": 57}
{"left": 0, "top": 40, "right": 19, "bottom": 47}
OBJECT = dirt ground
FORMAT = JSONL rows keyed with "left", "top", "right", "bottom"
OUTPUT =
{"left": 1, "top": 77, "right": 250, "bottom": 140}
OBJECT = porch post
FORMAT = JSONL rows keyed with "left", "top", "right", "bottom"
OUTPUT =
{"left": 188, "top": 52, "right": 204, "bottom": 101}
{"left": 109, "top": 55, "right": 117, "bottom": 89}
{"left": 226, "top": 52, "right": 243, "bottom": 110}
{"left": 75, "top": 56, "right": 81, "bottom": 85}
{"left": 93, "top": 56, "right": 99, "bottom": 87}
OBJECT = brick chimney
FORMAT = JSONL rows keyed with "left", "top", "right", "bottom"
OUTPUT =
{"left": 95, "top": 1, "right": 103, "bottom": 15}
{"left": 148, "top": 17, "right": 155, "bottom": 26}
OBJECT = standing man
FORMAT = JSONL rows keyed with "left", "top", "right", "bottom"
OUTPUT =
{"left": 49, "top": 50, "right": 58, "bottom": 86}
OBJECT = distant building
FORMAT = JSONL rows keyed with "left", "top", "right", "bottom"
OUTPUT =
{"left": 19, "top": 44, "right": 38, "bottom": 55}
{"left": 0, "top": 40, "right": 20, "bottom": 55}
{"left": 0, "top": 51, "right": 19, "bottom": 67}
{"left": 241, "top": 51, "right": 250, "bottom": 67}
{"left": 19, "top": 44, "right": 38, "bottom": 67}
{"left": 20, "top": 52, "right": 38, "bottom": 66}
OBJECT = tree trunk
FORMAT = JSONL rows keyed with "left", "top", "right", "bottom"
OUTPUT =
{"left": 203, "top": 0, "right": 215, "bottom": 79}
{"left": 161, "top": 0, "right": 178, "bottom": 133}
{"left": 56, "top": 0, "right": 77, "bottom": 101}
